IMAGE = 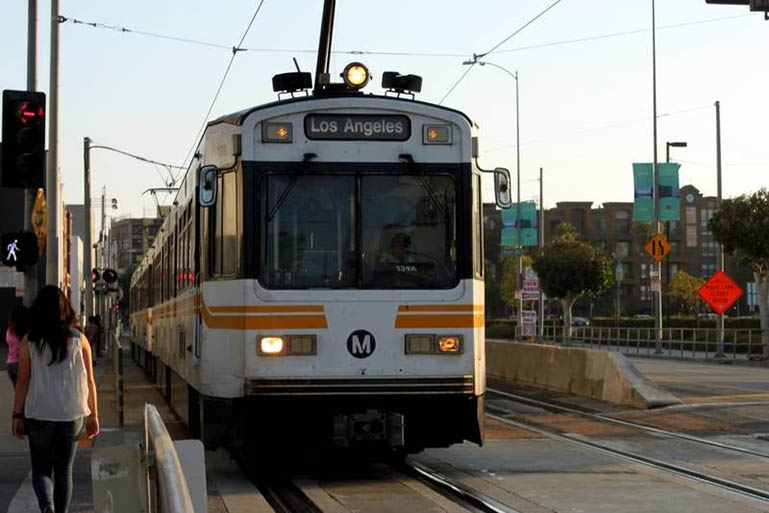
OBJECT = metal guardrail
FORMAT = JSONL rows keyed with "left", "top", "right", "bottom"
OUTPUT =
{"left": 536, "top": 325, "right": 765, "bottom": 360}
{"left": 111, "top": 332, "right": 124, "bottom": 427}
{"left": 144, "top": 404, "right": 195, "bottom": 513}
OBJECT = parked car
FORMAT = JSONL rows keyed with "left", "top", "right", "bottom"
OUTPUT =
{"left": 632, "top": 314, "right": 653, "bottom": 319}
{"left": 572, "top": 317, "right": 590, "bottom": 326}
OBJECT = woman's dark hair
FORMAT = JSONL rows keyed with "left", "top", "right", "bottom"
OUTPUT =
{"left": 27, "top": 285, "right": 76, "bottom": 365}
{"left": 8, "top": 303, "right": 29, "bottom": 338}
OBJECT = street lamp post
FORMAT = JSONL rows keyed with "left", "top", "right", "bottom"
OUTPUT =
{"left": 665, "top": 141, "right": 687, "bottom": 324}
{"left": 463, "top": 59, "right": 523, "bottom": 340}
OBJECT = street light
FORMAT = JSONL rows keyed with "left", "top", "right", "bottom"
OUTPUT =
{"left": 665, "top": 141, "right": 687, "bottom": 325}
{"left": 463, "top": 58, "right": 523, "bottom": 339}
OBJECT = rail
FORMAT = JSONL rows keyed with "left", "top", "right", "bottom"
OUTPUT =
{"left": 144, "top": 404, "right": 195, "bottom": 513}
{"left": 535, "top": 325, "right": 765, "bottom": 360}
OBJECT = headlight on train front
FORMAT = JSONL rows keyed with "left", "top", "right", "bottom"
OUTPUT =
{"left": 405, "top": 334, "right": 434, "bottom": 354}
{"left": 259, "top": 336, "right": 285, "bottom": 355}
{"left": 288, "top": 335, "right": 317, "bottom": 355}
{"left": 438, "top": 336, "right": 462, "bottom": 353}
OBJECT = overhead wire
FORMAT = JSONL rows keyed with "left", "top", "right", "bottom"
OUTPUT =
{"left": 58, "top": 12, "right": 751, "bottom": 59}
{"left": 175, "top": 0, "right": 267, "bottom": 178}
{"left": 483, "top": 105, "right": 712, "bottom": 153}
{"left": 439, "top": 0, "right": 567, "bottom": 104}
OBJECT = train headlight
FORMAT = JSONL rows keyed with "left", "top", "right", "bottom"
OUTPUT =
{"left": 259, "top": 336, "right": 285, "bottom": 355}
{"left": 405, "top": 334, "right": 434, "bottom": 354}
{"left": 343, "top": 62, "right": 370, "bottom": 89}
{"left": 438, "top": 336, "right": 462, "bottom": 353}
{"left": 288, "top": 335, "right": 317, "bottom": 355}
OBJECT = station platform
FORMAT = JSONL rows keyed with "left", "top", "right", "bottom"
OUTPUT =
{"left": 0, "top": 339, "right": 206, "bottom": 513}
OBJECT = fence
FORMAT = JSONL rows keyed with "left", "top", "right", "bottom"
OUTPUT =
{"left": 537, "top": 325, "right": 765, "bottom": 360}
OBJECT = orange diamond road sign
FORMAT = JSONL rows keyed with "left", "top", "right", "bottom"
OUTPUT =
{"left": 644, "top": 234, "right": 671, "bottom": 262}
{"left": 698, "top": 270, "right": 743, "bottom": 315}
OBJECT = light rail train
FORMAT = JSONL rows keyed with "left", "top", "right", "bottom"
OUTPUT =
{"left": 129, "top": 62, "right": 511, "bottom": 454}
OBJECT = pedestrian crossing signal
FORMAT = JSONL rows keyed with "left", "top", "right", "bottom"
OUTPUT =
{"left": 1, "top": 232, "right": 39, "bottom": 268}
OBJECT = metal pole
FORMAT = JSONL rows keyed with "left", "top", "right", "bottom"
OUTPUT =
{"left": 538, "top": 167, "right": 544, "bottom": 341}
{"left": 715, "top": 100, "right": 725, "bottom": 358}
{"left": 23, "top": 0, "right": 38, "bottom": 305}
{"left": 652, "top": 0, "right": 663, "bottom": 353}
{"left": 665, "top": 143, "right": 671, "bottom": 326}
{"left": 84, "top": 137, "right": 92, "bottom": 319}
{"left": 46, "top": 0, "right": 60, "bottom": 286}
{"left": 313, "top": 0, "right": 336, "bottom": 92}
{"left": 515, "top": 71, "right": 523, "bottom": 341}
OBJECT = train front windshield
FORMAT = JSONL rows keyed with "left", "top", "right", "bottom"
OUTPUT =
{"left": 260, "top": 173, "right": 458, "bottom": 289}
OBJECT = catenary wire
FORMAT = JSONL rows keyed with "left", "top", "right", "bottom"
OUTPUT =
{"left": 483, "top": 105, "right": 711, "bottom": 153}
{"left": 439, "top": 0, "right": 567, "bottom": 104}
{"left": 58, "top": 12, "right": 750, "bottom": 59}
{"left": 175, "top": 0, "right": 267, "bottom": 179}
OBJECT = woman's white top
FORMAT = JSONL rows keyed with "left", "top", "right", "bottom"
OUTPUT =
{"left": 25, "top": 329, "right": 91, "bottom": 421}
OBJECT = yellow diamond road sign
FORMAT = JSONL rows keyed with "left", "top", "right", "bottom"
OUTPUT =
{"left": 644, "top": 233, "right": 671, "bottom": 262}
{"left": 31, "top": 189, "right": 47, "bottom": 254}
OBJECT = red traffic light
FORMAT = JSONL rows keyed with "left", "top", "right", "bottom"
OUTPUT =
{"left": 18, "top": 102, "right": 44, "bottom": 124}
{"left": 92, "top": 268, "right": 100, "bottom": 282}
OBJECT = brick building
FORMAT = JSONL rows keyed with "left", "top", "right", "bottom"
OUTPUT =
{"left": 484, "top": 184, "right": 755, "bottom": 318}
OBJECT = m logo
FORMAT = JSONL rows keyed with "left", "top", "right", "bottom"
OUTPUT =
{"left": 347, "top": 330, "right": 376, "bottom": 359}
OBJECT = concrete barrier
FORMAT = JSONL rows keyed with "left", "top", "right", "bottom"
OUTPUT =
{"left": 486, "top": 340, "right": 681, "bottom": 409}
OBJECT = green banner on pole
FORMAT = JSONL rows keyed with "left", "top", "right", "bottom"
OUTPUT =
{"left": 658, "top": 162, "right": 681, "bottom": 221}
{"left": 501, "top": 201, "right": 538, "bottom": 247}
{"left": 633, "top": 163, "right": 653, "bottom": 221}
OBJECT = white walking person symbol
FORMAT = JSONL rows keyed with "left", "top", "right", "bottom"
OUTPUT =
{"left": 6, "top": 239, "right": 19, "bottom": 263}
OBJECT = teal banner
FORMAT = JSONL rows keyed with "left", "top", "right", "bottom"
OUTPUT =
{"left": 658, "top": 162, "right": 681, "bottom": 221}
{"left": 501, "top": 201, "right": 538, "bottom": 247}
{"left": 633, "top": 163, "right": 653, "bottom": 221}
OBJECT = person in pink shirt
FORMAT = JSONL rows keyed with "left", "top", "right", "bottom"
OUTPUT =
{"left": 5, "top": 304, "right": 29, "bottom": 388}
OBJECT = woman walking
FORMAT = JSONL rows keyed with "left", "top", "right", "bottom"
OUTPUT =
{"left": 11, "top": 286, "right": 100, "bottom": 513}
{"left": 5, "top": 303, "right": 29, "bottom": 387}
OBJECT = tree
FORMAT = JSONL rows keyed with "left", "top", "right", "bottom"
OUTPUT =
{"left": 499, "top": 254, "right": 532, "bottom": 312}
{"left": 532, "top": 239, "right": 614, "bottom": 342}
{"left": 709, "top": 188, "right": 769, "bottom": 358}
{"left": 553, "top": 221, "right": 578, "bottom": 242}
{"left": 668, "top": 271, "right": 705, "bottom": 314}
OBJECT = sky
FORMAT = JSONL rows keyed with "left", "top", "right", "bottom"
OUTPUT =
{"left": 1, "top": 0, "right": 767, "bottom": 218}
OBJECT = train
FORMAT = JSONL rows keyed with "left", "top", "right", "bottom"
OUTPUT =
{"left": 129, "top": 61, "right": 511, "bottom": 455}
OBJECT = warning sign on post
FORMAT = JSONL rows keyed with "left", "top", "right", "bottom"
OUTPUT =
{"left": 698, "top": 270, "right": 743, "bottom": 315}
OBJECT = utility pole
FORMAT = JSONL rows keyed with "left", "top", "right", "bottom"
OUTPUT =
{"left": 46, "top": 0, "right": 60, "bottom": 286}
{"left": 538, "top": 167, "right": 544, "bottom": 341}
{"left": 84, "top": 137, "right": 92, "bottom": 319}
{"left": 715, "top": 100, "right": 725, "bottom": 358}
{"left": 651, "top": 0, "right": 664, "bottom": 353}
{"left": 23, "top": 0, "right": 38, "bottom": 304}
{"left": 515, "top": 71, "right": 523, "bottom": 342}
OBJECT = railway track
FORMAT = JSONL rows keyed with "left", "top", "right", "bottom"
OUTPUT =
{"left": 487, "top": 387, "right": 769, "bottom": 460}
{"left": 486, "top": 387, "right": 769, "bottom": 505}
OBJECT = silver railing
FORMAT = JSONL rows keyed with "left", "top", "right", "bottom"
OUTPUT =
{"left": 111, "top": 332, "right": 124, "bottom": 427}
{"left": 537, "top": 325, "right": 765, "bottom": 360}
{"left": 144, "top": 404, "right": 195, "bottom": 513}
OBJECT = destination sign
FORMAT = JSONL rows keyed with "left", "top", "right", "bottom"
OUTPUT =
{"left": 304, "top": 114, "right": 410, "bottom": 141}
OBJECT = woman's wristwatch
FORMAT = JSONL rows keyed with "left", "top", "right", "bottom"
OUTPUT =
{"left": 12, "top": 411, "right": 24, "bottom": 419}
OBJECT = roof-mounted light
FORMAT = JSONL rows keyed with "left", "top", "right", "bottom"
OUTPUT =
{"left": 272, "top": 72, "right": 312, "bottom": 93}
{"left": 342, "top": 62, "right": 370, "bottom": 89}
{"left": 382, "top": 72, "right": 422, "bottom": 96}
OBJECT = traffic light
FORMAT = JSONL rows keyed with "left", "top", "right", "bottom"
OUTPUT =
{"left": 1, "top": 232, "right": 39, "bottom": 268}
{"left": 92, "top": 268, "right": 100, "bottom": 282}
{"left": 103, "top": 268, "right": 118, "bottom": 284}
{"left": 2, "top": 90, "right": 46, "bottom": 189}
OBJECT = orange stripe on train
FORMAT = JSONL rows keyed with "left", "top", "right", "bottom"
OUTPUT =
{"left": 394, "top": 314, "right": 485, "bottom": 329}
{"left": 397, "top": 304, "right": 484, "bottom": 312}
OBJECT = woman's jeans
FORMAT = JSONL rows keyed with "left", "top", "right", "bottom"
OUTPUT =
{"left": 7, "top": 362, "right": 18, "bottom": 387}
{"left": 25, "top": 417, "right": 84, "bottom": 513}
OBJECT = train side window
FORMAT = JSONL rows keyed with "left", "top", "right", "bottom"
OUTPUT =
{"left": 473, "top": 174, "right": 483, "bottom": 278}
{"left": 222, "top": 171, "right": 238, "bottom": 275}
{"left": 213, "top": 174, "right": 224, "bottom": 275}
